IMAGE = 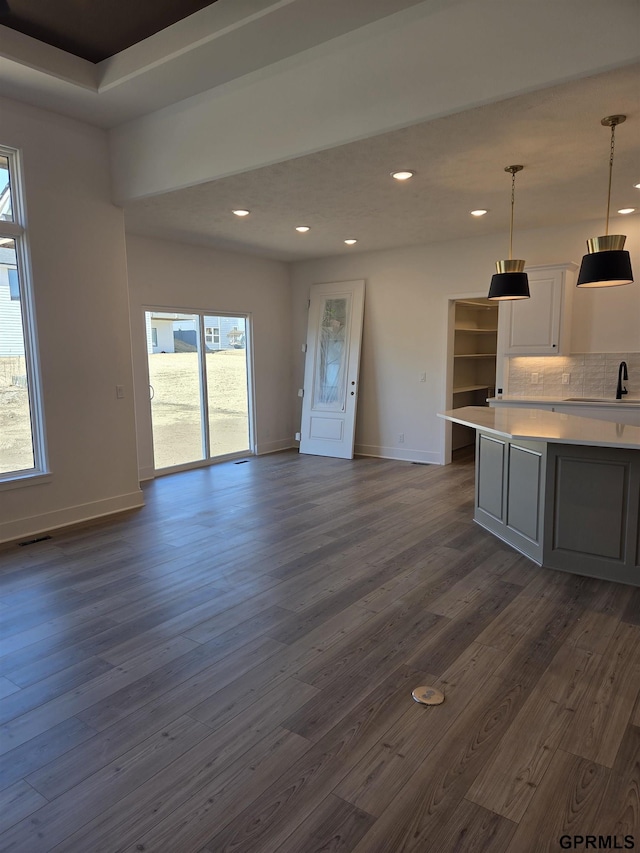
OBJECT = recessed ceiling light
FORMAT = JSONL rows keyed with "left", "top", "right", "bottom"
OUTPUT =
{"left": 618, "top": 208, "right": 635, "bottom": 215}
{"left": 295, "top": 226, "right": 310, "bottom": 232}
{"left": 470, "top": 209, "right": 489, "bottom": 217}
{"left": 634, "top": 183, "right": 640, "bottom": 189}
{"left": 391, "top": 170, "right": 414, "bottom": 181}
{"left": 344, "top": 239, "right": 357, "bottom": 245}
{"left": 232, "top": 209, "right": 250, "bottom": 217}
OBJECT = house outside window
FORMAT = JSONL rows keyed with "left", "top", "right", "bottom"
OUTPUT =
{"left": 151, "top": 327, "right": 158, "bottom": 347}
{"left": 0, "top": 147, "right": 47, "bottom": 480}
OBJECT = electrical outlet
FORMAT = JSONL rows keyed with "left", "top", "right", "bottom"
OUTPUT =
{"left": 116, "top": 385, "right": 124, "bottom": 399}
{"left": 295, "top": 432, "right": 301, "bottom": 441}
{"left": 562, "top": 373, "right": 571, "bottom": 385}
{"left": 530, "top": 373, "right": 539, "bottom": 385}
{"left": 398, "top": 433, "right": 405, "bottom": 444}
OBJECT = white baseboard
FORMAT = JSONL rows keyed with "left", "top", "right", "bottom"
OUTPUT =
{"left": 138, "top": 466, "right": 155, "bottom": 482}
{"left": 255, "top": 438, "right": 297, "bottom": 455}
{"left": 0, "top": 490, "right": 145, "bottom": 546}
{"left": 354, "top": 444, "right": 441, "bottom": 465}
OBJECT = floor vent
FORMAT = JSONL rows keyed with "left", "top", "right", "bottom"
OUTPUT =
{"left": 18, "top": 535, "right": 52, "bottom": 547}
{"left": 234, "top": 460, "right": 249, "bottom": 464}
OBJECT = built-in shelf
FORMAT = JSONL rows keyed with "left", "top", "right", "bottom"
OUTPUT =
{"left": 455, "top": 300, "right": 495, "bottom": 309}
{"left": 451, "top": 298, "right": 499, "bottom": 452}
{"left": 454, "top": 353, "right": 496, "bottom": 359}
{"left": 453, "top": 384, "right": 493, "bottom": 394}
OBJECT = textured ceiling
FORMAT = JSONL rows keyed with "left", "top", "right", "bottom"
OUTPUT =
{"left": 124, "top": 64, "right": 640, "bottom": 262}
{"left": 0, "top": 0, "right": 218, "bottom": 62}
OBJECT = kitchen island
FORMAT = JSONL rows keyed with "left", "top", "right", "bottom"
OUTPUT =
{"left": 487, "top": 395, "right": 640, "bottom": 427}
{"left": 439, "top": 406, "right": 640, "bottom": 586}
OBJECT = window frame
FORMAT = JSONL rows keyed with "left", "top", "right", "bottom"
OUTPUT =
{"left": 0, "top": 145, "right": 48, "bottom": 486}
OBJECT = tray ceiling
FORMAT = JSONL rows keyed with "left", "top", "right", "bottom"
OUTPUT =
{"left": 0, "top": 0, "right": 218, "bottom": 62}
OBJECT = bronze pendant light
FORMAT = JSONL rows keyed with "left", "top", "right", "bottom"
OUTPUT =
{"left": 488, "top": 165, "right": 530, "bottom": 300}
{"left": 577, "top": 115, "right": 633, "bottom": 288}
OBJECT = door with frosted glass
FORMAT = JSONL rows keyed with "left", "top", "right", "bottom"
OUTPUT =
{"left": 299, "top": 280, "right": 365, "bottom": 459}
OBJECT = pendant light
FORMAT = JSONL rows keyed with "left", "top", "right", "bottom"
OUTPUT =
{"left": 577, "top": 115, "right": 633, "bottom": 287}
{"left": 488, "top": 165, "right": 530, "bottom": 300}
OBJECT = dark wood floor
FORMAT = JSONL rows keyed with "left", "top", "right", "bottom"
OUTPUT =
{"left": 1, "top": 449, "right": 639, "bottom": 852}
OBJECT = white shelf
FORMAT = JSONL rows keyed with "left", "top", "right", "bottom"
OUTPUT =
{"left": 452, "top": 299, "right": 498, "bottom": 422}
{"left": 455, "top": 300, "right": 495, "bottom": 309}
{"left": 454, "top": 353, "right": 496, "bottom": 359}
{"left": 453, "top": 384, "right": 493, "bottom": 394}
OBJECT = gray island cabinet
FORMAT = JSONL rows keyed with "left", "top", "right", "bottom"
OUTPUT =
{"left": 439, "top": 406, "right": 640, "bottom": 587}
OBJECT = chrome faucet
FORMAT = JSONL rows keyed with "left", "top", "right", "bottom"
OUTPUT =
{"left": 616, "top": 361, "right": 628, "bottom": 400}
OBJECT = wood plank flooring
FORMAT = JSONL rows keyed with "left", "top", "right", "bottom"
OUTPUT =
{"left": 1, "top": 449, "right": 639, "bottom": 851}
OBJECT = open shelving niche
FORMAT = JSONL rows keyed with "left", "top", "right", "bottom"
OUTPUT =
{"left": 451, "top": 298, "right": 498, "bottom": 451}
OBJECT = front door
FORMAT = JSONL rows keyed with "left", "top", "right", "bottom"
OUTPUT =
{"left": 299, "top": 280, "right": 365, "bottom": 459}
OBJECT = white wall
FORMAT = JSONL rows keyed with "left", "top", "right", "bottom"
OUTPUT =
{"left": 126, "top": 234, "right": 293, "bottom": 479}
{"left": 290, "top": 216, "right": 640, "bottom": 464}
{"left": 0, "top": 95, "right": 142, "bottom": 544}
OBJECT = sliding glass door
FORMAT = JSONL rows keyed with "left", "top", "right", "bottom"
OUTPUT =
{"left": 204, "top": 316, "right": 250, "bottom": 458}
{"left": 145, "top": 310, "right": 251, "bottom": 472}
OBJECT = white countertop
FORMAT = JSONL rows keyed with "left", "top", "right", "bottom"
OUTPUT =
{"left": 439, "top": 406, "right": 640, "bottom": 450}
{"left": 488, "top": 395, "right": 640, "bottom": 408}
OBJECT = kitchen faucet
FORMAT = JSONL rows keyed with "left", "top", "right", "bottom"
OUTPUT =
{"left": 616, "top": 361, "right": 628, "bottom": 400}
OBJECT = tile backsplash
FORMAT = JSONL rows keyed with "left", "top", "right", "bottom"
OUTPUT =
{"left": 506, "top": 353, "right": 640, "bottom": 399}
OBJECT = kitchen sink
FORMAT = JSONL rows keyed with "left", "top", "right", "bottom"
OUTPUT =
{"left": 563, "top": 397, "right": 640, "bottom": 403}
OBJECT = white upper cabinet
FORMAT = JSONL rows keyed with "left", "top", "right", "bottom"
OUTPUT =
{"left": 497, "top": 263, "right": 577, "bottom": 356}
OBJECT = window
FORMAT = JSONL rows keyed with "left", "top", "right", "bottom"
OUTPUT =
{"left": 151, "top": 327, "right": 158, "bottom": 347}
{"left": 8, "top": 268, "right": 19, "bottom": 300}
{"left": 0, "top": 148, "right": 46, "bottom": 480}
{"left": 0, "top": 156, "right": 12, "bottom": 222}
{"left": 205, "top": 326, "right": 220, "bottom": 345}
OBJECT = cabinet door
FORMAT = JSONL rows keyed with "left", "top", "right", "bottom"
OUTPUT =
{"left": 499, "top": 267, "right": 564, "bottom": 356}
{"left": 496, "top": 263, "right": 577, "bottom": 388}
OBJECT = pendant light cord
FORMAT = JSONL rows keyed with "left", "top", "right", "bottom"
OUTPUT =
{"left": 605, "top": 121, "right": 616, "bottom": 237}
{"left": 509, "top": 168, "right": 516, "bottom": 260}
